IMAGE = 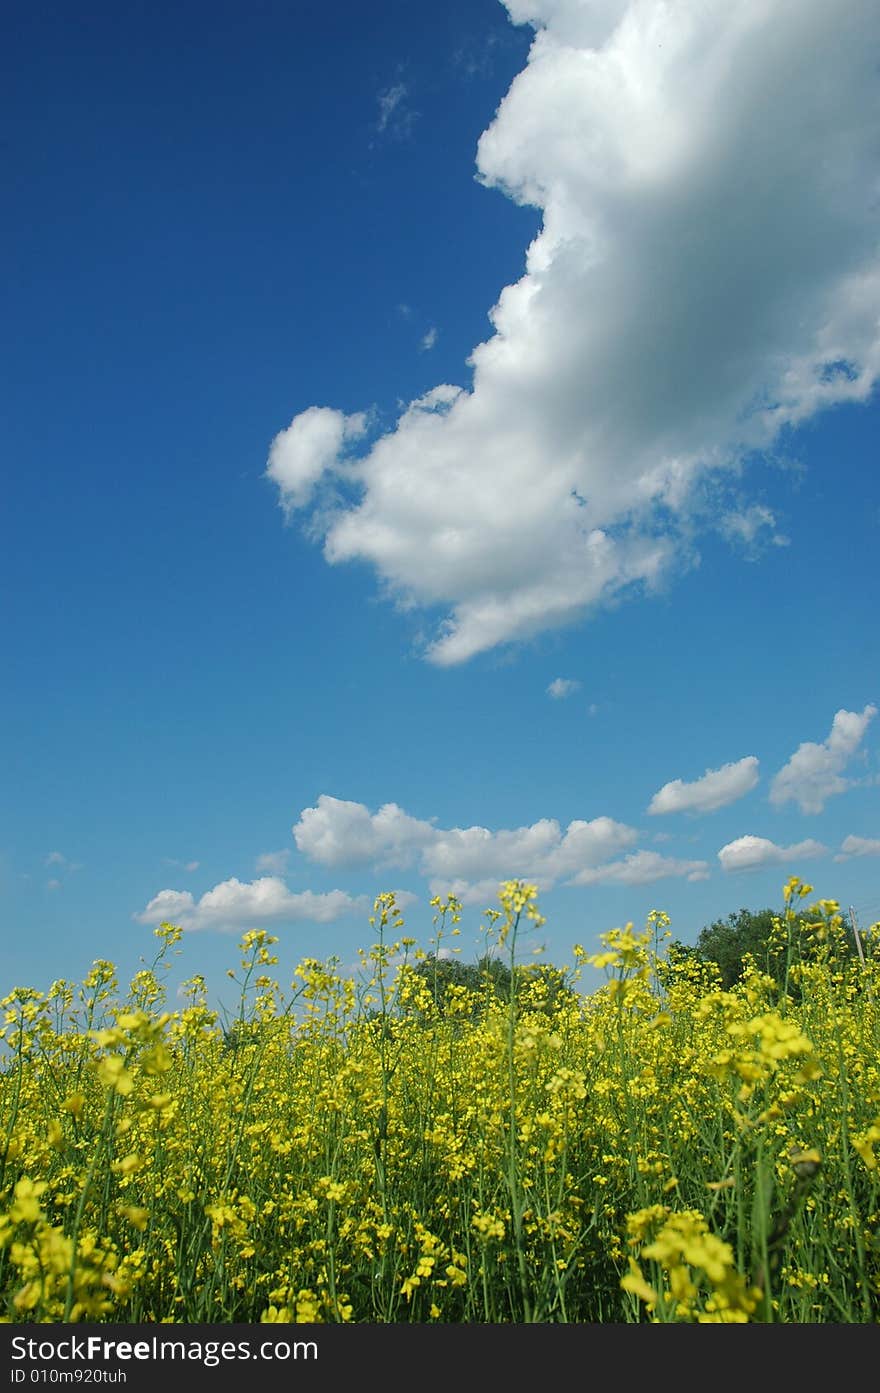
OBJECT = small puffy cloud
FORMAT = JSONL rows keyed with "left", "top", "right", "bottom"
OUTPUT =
{"left": 135, "top": 878, "right": 364, "bottom": 933}
{"left": 268, "top": 0, "right": 880, "bottom": 666}
{"left": 769, "top": 705, "right": 877, "bottom": 814}
{"left": 293, "top": 796, "right": 436, "bottom": 869}
{"left": 718, "top": 835, "right": 827, "bottom": 873}
{"left": 255, "top": 850, "right": 291, "bottom": 875}
{"left": 648, "top": 756, "right": 759, "bottom": 815}
{"left": 547, "top": 676, "right": 581, "bottom": 699}
{"left": 265, "top": 407, "right": 368, "bottom": 514}
{"left": 834, "top": 834, "right": 880, "bottom": 862}
{"left": 136, "top": 889, "right": 194, "bottom": 924}
{"left": 420, "top": 327, "right": 438, "bottom": 352}
{"left": 569, "top": 850, "right": 709, "bottom": 886}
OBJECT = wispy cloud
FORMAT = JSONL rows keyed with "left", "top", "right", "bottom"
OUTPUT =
{"left": 375, "top": 81, "right": 418, "bottom": 141}
{"left": 717, "top": 504, "right": 790, "bottom": 554}
{"left": 268, "top": 0, "right": 880, "bottom": 665}
{"left": 44, "top": 851, "right": 83, "bottom": 876}
{"left": 834, "top": 834, "right": 880, "bottom": 862}
{"left": 648, "top": 756, "right": 759, "bottom": 815}
{"left": 546, "top": 676, "right": 581, "bottom": 700}
{"left": 452, "top": 30, "right": 502, "bottom": 82}
{"left": 255, "top": 850, "right": 291, "bottom": 875}
{"left": 770, "top": 705, "right": 877, "bottom": 814}
{"left": 420, "top": 326, "right": 438, "bottom": 352}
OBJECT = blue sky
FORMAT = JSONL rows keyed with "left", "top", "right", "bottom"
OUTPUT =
{"left": 3, "top": 0, "right": 879, "bottom": 1017}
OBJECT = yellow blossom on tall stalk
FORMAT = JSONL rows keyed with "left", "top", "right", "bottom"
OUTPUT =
{"left": 622, "top": 1205, "right": 763, "bottom": 1322}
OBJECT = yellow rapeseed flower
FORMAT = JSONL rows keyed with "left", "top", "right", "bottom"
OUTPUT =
{"left": 96, "top": 1054, "right": 134, "bottom": 1095}
{"left": 9, "top": 1179, "right": 47, "bottom": 1225}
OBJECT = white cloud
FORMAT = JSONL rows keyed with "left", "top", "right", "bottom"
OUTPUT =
{"left": 427, "top": 816, "right": 637, "bottom": 883}
{"left": 717, "top": 835, "right": 827, "bottom": 873}
{"left": 266, "top": 406, "right": 367, "bottom": 514}
{"left": 835, "top": 834, "right": 880, "bottom": 862}
{"left": 255, "top": 850, "right": 291, "bottom": 875}
{"left": 378, "top": 82, "right": 406, "bottom": 128}
{"left": 648, "top": 756, "right": 759, "bottom": 815}
{"left": 44, "top": 851, "right": 83, "bottom": 877}
{"left": 547, "top": 676, "right": 581, "bottom": 699}
{"left": 134, "top": 878, "right": 365, "bottom": 933}
{"left": 425, "top": 876, "right": 510, "bottom": 908}
{"left": 769, "top": 705, "right": 877, "bottom": 813}
{"left": 570, "top": 850, "right": 709, "bottom": 886}
{"left": 420, "top": 327, "right": 438, "bottom": 352}
{"left": 293, "top": 793, "right": 639, "bottom": 898}
{"left": 267, "top": 0, "right": 880, "bottom": 665}
{"left": 717, "top": 504, "right": 790, "bottom": 554}
{"left": 375, "top": 82, "right": 418, "bottom": 140}
{"left": 136, "top": 889, "right": 195, "bottom": 924}
{"left": 293, "top": 796, "right": 437, "bottom": 869}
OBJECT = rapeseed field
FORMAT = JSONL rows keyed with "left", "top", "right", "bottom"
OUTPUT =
{"left": 1, "top": 878, "right": 878, "bottom": 1323}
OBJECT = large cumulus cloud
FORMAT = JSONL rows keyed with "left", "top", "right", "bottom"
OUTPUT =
{"left": 268, "top": 0, "right": 880, "bottom": 663}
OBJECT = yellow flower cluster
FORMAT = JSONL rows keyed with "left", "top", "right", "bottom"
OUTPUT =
{"left": 622, "top": 1206, "right": 763, "bottom": 1322}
